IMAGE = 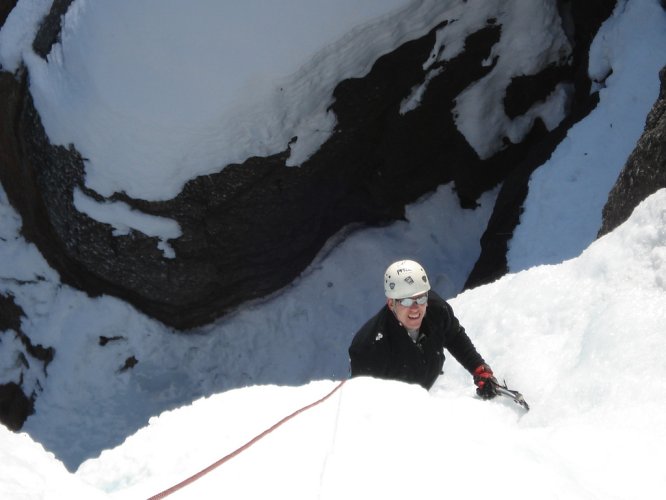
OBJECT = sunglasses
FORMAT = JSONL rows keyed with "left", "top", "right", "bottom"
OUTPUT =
{"left": 396, "top": 294, "right": 428, "bottom": 307}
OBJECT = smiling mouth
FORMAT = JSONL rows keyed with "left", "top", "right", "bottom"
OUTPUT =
{"left": 408, "top": 312, "right": 421, "bottom": 320}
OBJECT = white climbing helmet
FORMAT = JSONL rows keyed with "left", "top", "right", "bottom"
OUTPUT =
{"left": 383, "top": 259, "right": 431, "bottom": 299}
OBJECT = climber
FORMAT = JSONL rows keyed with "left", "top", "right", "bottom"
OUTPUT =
{"left": 348, "top": 259, "right": 497, "bottom": 397}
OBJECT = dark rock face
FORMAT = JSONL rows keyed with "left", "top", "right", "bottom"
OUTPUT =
{"left": 599, "top": 65, "right": 666, "bottom": 236}
{"left": 0, "top": 293, "right": 55, "bottom": 430}
{"left": 0, "top": 382, "right": 32, "bottom": 431}
{"left": 32, "top": 0, "right": 74, "bottom": 57}
{"left": 0, "top": 1, "right": 18, "bottom": 31}
{"left": 0, "top": 1, "right": 616, "bottom": 329}
{"left": 466, "top": 0, "right": 617, "bottom": 289}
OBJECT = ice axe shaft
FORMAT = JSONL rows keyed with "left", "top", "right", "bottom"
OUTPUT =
{"left": 494, "top": 383, "right": 530, "bottom": 411}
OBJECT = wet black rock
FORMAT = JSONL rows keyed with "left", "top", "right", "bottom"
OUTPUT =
{"left": 599, "top": 65, "right": 666, "bottom": 236}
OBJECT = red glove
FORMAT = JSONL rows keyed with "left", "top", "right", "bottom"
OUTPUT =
{"left": 473, "top": 364, "right": 498, "bottom": 399}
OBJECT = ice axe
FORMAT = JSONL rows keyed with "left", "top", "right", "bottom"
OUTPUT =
{"left": 492, "top": 380, "right": 530, "bottom": 411}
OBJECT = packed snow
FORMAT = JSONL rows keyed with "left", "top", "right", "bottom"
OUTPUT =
{"left": 3, "top": 0, "right": 585, "bottom": 204}
{"left": 0, "top": 0, "right": 665, "bottom": 499}
{"left": 72, "top": 188, "right": 182, "bottom": 259}
{"left": 508, "top": 0, "right": 666, "bottom": 270}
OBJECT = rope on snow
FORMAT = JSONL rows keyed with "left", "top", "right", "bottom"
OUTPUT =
{"left": 148, "top": 379, "right": 347, "bottom": 500}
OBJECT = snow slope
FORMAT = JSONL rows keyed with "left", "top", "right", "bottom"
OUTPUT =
{"left": 2, "top": 188, "right": 664, "bottom": 499}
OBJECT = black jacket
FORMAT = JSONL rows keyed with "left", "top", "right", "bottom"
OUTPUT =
{"left": 348, "top": 291, "right": 485, "bottom": 390}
